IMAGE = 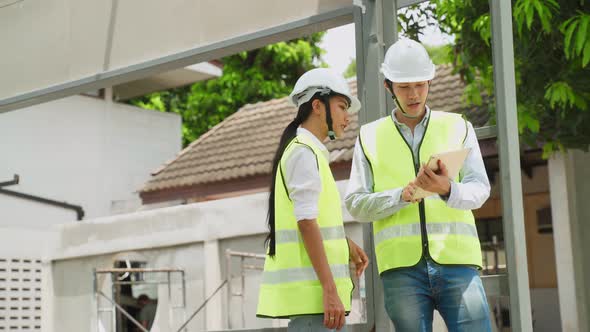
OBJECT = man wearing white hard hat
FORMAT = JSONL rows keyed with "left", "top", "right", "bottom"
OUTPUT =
{"left": 257, "top": 68, "right": 368, "bottom": 331}
{"left": 345, "top": 39, "right": 492, "bottom": 331}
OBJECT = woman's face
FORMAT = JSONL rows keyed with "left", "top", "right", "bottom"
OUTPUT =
{"left": 328, "top": 95, "right": 351, "bottom": 138}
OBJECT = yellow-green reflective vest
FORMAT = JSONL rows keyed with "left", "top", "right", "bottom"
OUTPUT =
{"left": 257, "top": 135, "right": 353, "bottom": 318}
{"left": 359, "top": 111, "right": 482, "bottom": 274}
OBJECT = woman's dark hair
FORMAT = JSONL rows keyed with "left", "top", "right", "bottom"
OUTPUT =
{"left": 265, "top": 93, "right": 321, "bottom": 257}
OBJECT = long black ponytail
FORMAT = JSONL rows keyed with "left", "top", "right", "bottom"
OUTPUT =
{"left": 265, "top": 96, "right": 319, "bottom": 257}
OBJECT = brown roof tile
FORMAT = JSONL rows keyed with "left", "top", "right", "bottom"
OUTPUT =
{"left": 141, "top": 65, "right": 488, "bottom": 194}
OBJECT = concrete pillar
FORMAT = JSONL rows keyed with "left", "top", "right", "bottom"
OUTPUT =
{"left": 103, "top": 87, "right": 113, "bottom": 103}
{"left": 548, "top": 150, "right": 590, "bottom": 332}
{"left": 204, "top": 240, "right": 224, "bottom": 330}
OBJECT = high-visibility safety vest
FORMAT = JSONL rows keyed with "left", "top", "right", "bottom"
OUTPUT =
{"left": 359, "top": 111, "right": 482, "bottom": 274}
{"left": 257, "top": 135, "right": 353, "bottom": 318}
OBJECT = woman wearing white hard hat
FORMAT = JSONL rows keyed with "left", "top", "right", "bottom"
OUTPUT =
{"left": 257, "top": 68, "right": 368, "bottom": 331}
{"left": 345, "top": 39, "right": 493, "bottom": 331}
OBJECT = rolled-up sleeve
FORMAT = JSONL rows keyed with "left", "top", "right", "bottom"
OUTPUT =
{"left": 446, "top": 121, "right": 491, "bottom": 210}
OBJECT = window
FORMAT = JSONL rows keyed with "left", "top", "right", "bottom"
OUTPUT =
{"left": 536, "top": 207, "right": 553, "bottom": 234}
{"left": 476, "top": 217, "right": 507, "bottom": 275}
{"left": 112, "top": 260, "right": 157, "bottom": 332}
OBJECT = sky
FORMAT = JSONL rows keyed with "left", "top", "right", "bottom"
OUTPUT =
{"left": 320, "top": 23, "right": 454, "bottom": 75}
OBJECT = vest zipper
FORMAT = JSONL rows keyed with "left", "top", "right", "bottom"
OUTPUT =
{"left": 415, "top": 162, "right": 429, "bottom": 257}
{"left": 393, "top": 116, "right": 430, "bottom": 258}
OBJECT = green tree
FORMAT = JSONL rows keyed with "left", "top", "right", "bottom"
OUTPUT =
{"left": 398, "top": 2, "right": 438, "bottom": 41}
{"left": 129, "top": 33, "right": 325, "bottom": 146}
{"left": 432, "top": 0, "right": 590, "bottom": 154}
{"left": 343, "top": 58, "right": 356, "bottom": 78}
{"left": 425, "top": 44, "right": 453, "bottom": 65}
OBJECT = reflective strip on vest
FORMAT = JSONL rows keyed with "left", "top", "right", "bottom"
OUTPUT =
{"left": 375, "top": 222, "right": 478, "bottom": 246}
{"left": 262, "top": 264, "right": 350, "bottom": 285}
{"left": 275, "top": 226, "right": 345, "bottom": 244}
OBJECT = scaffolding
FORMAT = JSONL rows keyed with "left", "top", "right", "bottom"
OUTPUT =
{"left": 225, "top": 250, "right": 266, "bottom": 329}
{"left": 93, "top": 267, "right": 187, "bottom": 332}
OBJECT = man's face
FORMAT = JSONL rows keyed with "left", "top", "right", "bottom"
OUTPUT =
{"left": 389, "top": 81, "right": 429, "bottom": 117}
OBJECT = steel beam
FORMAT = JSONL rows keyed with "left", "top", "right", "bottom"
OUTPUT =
{"left": 490, "top": 1, "right": 533, "bottom": 330}
{"left": 397, "top": 0, "right": 428, "bottom": 8}
{"left": 0, "top": 6, "right": 355, "bottom": 113}
{"left": 355, "top": 0, "right": 397, "bottom": 330}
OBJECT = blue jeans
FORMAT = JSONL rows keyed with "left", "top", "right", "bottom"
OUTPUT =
{"left": 288, "top": 315, "right": 348, "bottom": 332}
{"left": 381, "top": 256, "right": 492, "bottom": 332}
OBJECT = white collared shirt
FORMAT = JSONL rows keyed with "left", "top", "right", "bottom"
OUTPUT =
{"left": 344, "top": 107, "right": 491, "bottom": 223}
{"left": 284, "top": 127, "right": 329, "bottom": 221}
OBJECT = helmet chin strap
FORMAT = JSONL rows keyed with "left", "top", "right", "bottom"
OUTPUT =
{"left": 386, "top": 81, "right": 420, "bottom": 119}
{"left": 393, "top": 97, "right": 421, "bottom": 119}
{"left": 321, "top": 94, "right": 336, "bottom": 140}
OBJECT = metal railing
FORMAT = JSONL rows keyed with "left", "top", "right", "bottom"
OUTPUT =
{"left": 225, "top": 249, "right": 266, "bottom": 329}
{"left": 93, "top": 267, "right": 187, "bottom": 332}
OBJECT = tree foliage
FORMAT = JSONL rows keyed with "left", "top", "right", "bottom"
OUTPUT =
{"left": 424, "top": 44, "right": 453, "bottom": 65}
{"left": 344, "top": 59, "right": 357, "bottom": 78}
{"left": 398, "top": 3, "right": 438, "bottom": 41}
{"left": 432, "top": 0, "right": 590, "bottom": 154}
{"left": 129, "top": 33, "right": 325, "bottom": 146}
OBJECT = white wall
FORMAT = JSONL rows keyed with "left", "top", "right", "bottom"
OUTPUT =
{"left": 0, "top": 95, "right": 180, "bottom": 331}
{"left": 47, "top": 194, "right": 262, "bottom": 332}
{"left": 0, "top": 95, "right": 181, "bottom": 230}
{"left": 49, "top": 244, "right": 206, "bottom": 332}
{"left": 47, "top": 186, "right": 366, "bottom": 332}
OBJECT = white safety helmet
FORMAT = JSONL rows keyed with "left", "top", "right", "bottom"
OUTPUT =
{"left": 288, "top": 68, "right": 361, "bottom": 114}
{"left": 381, "top": 38, "right": 435, "bottom": 83}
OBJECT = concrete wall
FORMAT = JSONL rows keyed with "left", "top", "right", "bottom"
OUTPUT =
{"left": 48, "top": 244, "right": 205, "bottom": 332}
{"left": 549, "top": 151, "right": 590, "bottom": 332}
{"left": 0, "top": 95, "right": 181, "bottom": 229}
{"left": 0, "top": 95, "right": 180, "bottom": 331}
{"left": 46, "top": 182, "right": 367, "bottom": 332}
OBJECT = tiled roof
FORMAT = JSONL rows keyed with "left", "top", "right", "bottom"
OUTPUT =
{"left": 141, "top": 64, "right": 489, "bottom": 194}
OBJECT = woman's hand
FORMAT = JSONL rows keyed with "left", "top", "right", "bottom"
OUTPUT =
{"left": 298, "top": 219, "right": 347, "bottom": 330}
{"left": 322, "top": 286, "right": 346, "bottom": 330}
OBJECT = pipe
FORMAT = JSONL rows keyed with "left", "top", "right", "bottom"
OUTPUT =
{"left": 0, "top": 187, "right": 85, "bottom": 221}
{"left": 0, "top": 174, "right": 19, "bottom": 188}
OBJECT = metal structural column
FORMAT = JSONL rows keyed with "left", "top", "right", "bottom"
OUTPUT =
{"left": 490, "top": 1, "right": 533, "bottom": 330}
{"left": 354, "top": 0, "right": 397, "bottom": 330}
